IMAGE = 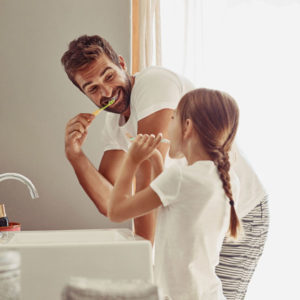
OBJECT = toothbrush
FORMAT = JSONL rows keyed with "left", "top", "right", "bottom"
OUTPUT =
{"left": 129, "top": 137, "right": 170, "bottom": 144}
{"left": 92, "top": 98, "right": 116, "bottom": 116}
{"left": 126, "top": 132, "right": 170, "bottom": 144}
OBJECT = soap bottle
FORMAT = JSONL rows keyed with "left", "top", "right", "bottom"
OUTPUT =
{"left": 0, "top": 204, "right": 9, "bottom": 227}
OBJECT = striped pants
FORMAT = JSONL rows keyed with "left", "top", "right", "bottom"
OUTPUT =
{"left": 216, "top": 197, "right": 269, "bottom": 300}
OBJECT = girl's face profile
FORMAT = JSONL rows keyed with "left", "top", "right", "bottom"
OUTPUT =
{"left": 168, "top": 110, "right": 184, "bottom": 159}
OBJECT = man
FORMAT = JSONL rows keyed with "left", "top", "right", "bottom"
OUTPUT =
{"left": 61, "top": 35, "right": 269, "bottom": 300}
{"left": 61, "top": 35, "right": 194, "bottom": 244}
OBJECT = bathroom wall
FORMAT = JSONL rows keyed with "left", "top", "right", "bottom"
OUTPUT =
{"left": 0, "top": 0, "right": 132, "bottom": 230}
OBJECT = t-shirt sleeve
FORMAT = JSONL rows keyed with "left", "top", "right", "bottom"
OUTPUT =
{"left": 150, "top": 164, "right": 182, "bottom": 207}
{"left": 132, "top": 68, "right": 184, "bottom": 121}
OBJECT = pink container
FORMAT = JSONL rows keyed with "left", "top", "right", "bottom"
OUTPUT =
{"left": 0, "top": 222, "right": 21, "bottom": 231}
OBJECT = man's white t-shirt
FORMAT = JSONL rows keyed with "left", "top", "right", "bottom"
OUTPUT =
{"left": 229, "top": 143, "right": 266, "bottom": 218}
{"left": 101, "top": 65, "right": 267, "bottom": 218}
{"left": 101, "top": 66, "right": 194, "bottom": 154}
{"left": 150, "top": 161, "right": 240, "bottom": 300}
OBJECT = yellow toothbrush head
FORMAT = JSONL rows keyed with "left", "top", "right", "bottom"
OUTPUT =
{"left": 92, "top": 98, "right": 116, "bottom": 116}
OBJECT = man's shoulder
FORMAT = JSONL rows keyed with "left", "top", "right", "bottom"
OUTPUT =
{"left": 133, "top": 66, "right": 194, "bottom": 94}
{"left": 130, "top": 67, "right": 194, "bottom": 121}
{"left": 136, "top": 65, "right": 173, "bottom": 74}
{"left": 135, "top": 66, "right": 180, "bottom": 81}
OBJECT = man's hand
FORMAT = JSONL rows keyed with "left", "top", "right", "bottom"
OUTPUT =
{"left": 65, "top": 113, "right": 95, "bottom": 162}
{"left": 128, "top": 133, "right": 163, "bottom": 166}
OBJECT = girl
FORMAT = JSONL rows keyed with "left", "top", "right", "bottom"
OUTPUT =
{"left": 108, "top": 88, "right": 242, "bottom": 300}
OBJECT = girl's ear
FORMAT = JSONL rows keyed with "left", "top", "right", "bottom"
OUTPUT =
{"left": 183, "top": 119, "right": 194, "bottom": 139}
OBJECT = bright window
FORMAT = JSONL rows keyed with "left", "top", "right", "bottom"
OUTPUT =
{"left": 161, "top": 1, "right": 300, "bottom": 299}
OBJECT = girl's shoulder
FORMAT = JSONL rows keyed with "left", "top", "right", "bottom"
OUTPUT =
{"left": 182, "top": 160, "right": 217, "bottom": 177}
{"left": 180, "top": 161, "right": 224, "bottom": 194}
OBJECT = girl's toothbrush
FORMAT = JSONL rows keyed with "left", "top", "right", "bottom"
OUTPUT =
{"left": 126, "top": 132, "right": 170, "bottom": 144}
{"left": 92, "top": 98, "right": 116, "bottom": 116}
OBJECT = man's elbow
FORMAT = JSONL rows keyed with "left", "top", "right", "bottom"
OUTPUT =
{"left": 97, "top": 206, "right": 108, "bottom": 218}
{"left": 107, "top": 207, "right": 126, "bottom": 223}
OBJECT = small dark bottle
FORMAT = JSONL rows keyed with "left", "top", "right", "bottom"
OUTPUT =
{"left": 0, "top": 204, "right": 9, "bottom": 227}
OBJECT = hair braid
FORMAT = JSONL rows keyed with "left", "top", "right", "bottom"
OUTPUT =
{"left": 211, "top": 149, "right": 242, "bottom": 240}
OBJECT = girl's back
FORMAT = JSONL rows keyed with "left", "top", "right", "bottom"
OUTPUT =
{"left": 151, "top": 161, "right": 239, "bottom": 300}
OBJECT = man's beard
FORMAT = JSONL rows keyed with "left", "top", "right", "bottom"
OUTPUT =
{"left": 105, "top": 73, "right": 132, "bottom": 114}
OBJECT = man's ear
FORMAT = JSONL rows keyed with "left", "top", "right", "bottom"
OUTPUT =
{"left": 183, "top": 119, "right": 194, "bottom": 139}
{"left": 118, "top": 55, "right": 127, "bottom": 71}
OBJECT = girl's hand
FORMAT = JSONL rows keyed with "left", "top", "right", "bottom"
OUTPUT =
{"left": 128, "top": 133, "right": 163, "bottom": 165}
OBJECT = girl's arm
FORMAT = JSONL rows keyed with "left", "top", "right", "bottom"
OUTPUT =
{"left": 108, "top": 134, "right": 163, "bottom": 223}
{"left": 149, "top": 149, "right": 164, "bottom": 180}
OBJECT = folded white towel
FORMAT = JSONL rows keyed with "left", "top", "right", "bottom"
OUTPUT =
{"left": 61, "top": 277, "right": 164, "bottom": 300}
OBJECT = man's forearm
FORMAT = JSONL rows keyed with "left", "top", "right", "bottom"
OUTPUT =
{"left": 70, "top": 152, "right": 112, "bottom": 216}
{"left": 134, "top": 160, "right": 157, "bottom": 244}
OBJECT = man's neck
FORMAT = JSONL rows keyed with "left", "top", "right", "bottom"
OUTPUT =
{"left": 121, "top": 108, "right": 131, "bottom": 123}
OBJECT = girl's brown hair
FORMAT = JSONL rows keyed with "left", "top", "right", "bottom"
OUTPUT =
{"left": 61, "top": 35, "right": 121, "bottom": 91}
{"left": 177, "top": 88, "right": 242, "bottom": 239}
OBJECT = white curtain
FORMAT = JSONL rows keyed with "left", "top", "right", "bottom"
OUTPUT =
{"left": 138, "top": 0, "right": 162, "bottom": 71}
{"left": 160, "top": 1, "right": 300, "bottom": 299}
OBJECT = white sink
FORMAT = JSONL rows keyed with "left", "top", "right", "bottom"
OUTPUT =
{"left": 0, "top": 228, "right": 153, "bottom": 300}
{"left": 1, "top": 228, "right": 132, "bottom": 245}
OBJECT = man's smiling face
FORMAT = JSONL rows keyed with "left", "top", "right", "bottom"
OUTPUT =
{"left": 74, "top": 54, "right": 132, "bottom": 115}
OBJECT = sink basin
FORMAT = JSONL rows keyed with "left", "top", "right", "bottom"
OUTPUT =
{"left": 0, "top": 228, "right": 153, "bottom": 300}
{"left": 1, "top": 228, "right": 132, "bottom": 245}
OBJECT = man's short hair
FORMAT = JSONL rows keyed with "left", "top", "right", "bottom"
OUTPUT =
{"left": 61, "top": 35, "right": 120, "bottom": 90}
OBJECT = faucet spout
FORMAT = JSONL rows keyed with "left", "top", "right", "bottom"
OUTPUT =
{"left": 0, "top": 173, "right": 39, "bottom": 199}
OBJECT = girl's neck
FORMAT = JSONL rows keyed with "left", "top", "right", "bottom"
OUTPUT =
{"left": 184, "top": 137, "right": 212, "bottom": 165}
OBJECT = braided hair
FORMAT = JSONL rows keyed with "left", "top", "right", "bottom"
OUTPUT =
{"left": 177, "top": 88, "right": 242, "bottom": 239}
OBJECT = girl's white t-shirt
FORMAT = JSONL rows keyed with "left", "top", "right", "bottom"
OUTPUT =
{"left": 150, "top": 161, "right": 240, "bottom": 300}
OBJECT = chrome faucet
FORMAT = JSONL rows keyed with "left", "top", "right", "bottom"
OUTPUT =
{"left": 0, "top": 173, "right": 39, "bottom": 199}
